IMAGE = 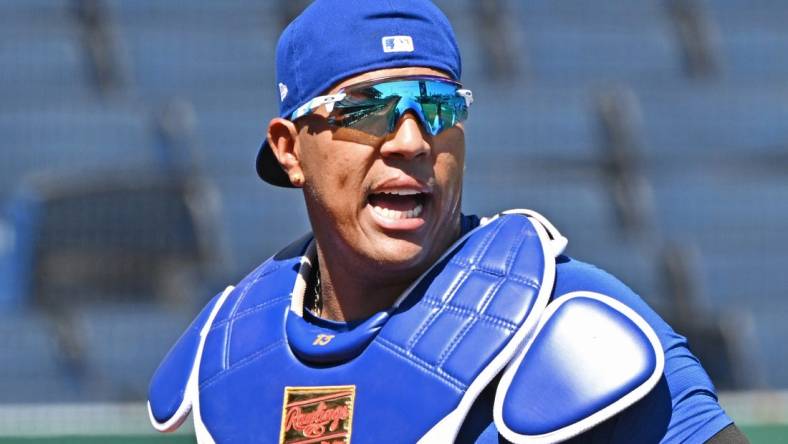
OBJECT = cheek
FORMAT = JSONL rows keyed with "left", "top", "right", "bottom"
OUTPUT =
{"left": 301, "top": 139, "right": 371, "bottom": 214}
{"left": 301, "top": 136, "right": 343, "bottom": 189}
{"left": 434, "top": 132, "right": 465, "bottom": 196}
{"left": 336, "top": 163, "right": 350, "bottom": 189}
{"left": 436, "top": 154, "right": 464, "bottom": 207}
{"left": 325, "top": 149, "right": 364, "bottom": 193}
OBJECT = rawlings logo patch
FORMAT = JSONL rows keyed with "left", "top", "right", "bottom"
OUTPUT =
{"left": 279, "top": 385, "right": 355, "bottom": 443}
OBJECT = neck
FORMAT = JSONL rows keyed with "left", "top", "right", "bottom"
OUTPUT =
{"left": 312, "top": 246, "right": 415, "bottom": 322}
{"left": 307, "top": 214, "right": 465, "bottom": 322}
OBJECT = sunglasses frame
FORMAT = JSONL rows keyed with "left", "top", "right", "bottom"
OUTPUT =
{"left": 289, "top": 75, "right": 473, "bottom": 124}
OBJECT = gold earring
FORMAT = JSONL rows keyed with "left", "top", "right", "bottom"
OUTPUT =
{"left": 291, "top": 173, "right": 303, "bottom": 186}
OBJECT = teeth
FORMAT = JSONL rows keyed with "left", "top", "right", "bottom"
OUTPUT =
{"left": 379, "top": 189, "right": 420, "bottom": 196}
{"left": 372, "top": 204, "right": 423, "bottom": 220}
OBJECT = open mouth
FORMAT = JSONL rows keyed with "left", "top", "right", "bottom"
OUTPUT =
{"left": 367, "top": 189, "right": 427, "bottom": 221}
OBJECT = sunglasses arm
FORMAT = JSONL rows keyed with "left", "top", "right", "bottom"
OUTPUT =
{"left": 290, "top": 92, "right": 348, "bottom": 120}
{"left": 457, "top": 89, "right": 473, "bottom": 107}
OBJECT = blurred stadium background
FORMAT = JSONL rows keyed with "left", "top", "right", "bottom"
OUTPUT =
{"left": 0, "top": 0, "right": 786, "bottom": 442}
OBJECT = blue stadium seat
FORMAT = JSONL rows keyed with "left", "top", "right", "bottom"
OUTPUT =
{"left": 75, "top": 304, "right": 194, "bottom": 400}
{"left": 211, "top": 176, "right": 309, "bottom": 275}
{"left": 0, "top": 104, "right": 158, "bottom": 194}
{"left": 639, "top": 88, "right": 788, "bottom": 162}
{"left": 0, "top": 25, "right": 91, "bottom": 94}
{"left": 430, "top": 0, "right": 527, "bottom": 84}
{"left": 0, "top": 187, "right": 43, "bottom": 310}
{"left": 705, "top": 0, "right": 788, "bottom": 82}
{"left": 750, "top": 310, "right": 788, "bottom": 388}
{"left": 696, "top": 255, "right": 788, "bottom": 389}
{"left": 706, "top": 0, "right": 788, "bottom": 29}
{"left": 666, "top": 176, "right": 788, "bottom": 306}
{"left": 650, "top": 173, "right": 788, "bottom": 385}
{"left": 699, "top": 252, "right": 788, "bottom": 312}
{"left": 106, "top": 0, "right": 278, "bottom": 99}
{"left": 516, "top": 0, "right": 666, "bottom": 20}
{"left": 651, "top": 175, "right": 788, "bottom": 252}
{"left": 0, "top": 311, "right": 79, "bottom": 402}
{"left": 0, "top": 0, "right": 74, "bottom": 26}
{"left": 192, "top": 108, "right": 272, "bottom": 178}
{"left": 717, "top": 30, "right": 788, "bottom": 82}
{"left": 105, "top": 0, "right": 275, "bottom": 18}
{"left": 463, "top": 173, "right": 661, "bottom": 306}
{"left": 464, "top": 86, "right": 599, "bottom": 163}
{"left": 114, "top": 27, "right": 275, "bottom": 97}
{"left": 463, "top": 173, "right": 614, "bottom": 235}
{"left": 515, "top": 1, "right": 684, "bottom": 85}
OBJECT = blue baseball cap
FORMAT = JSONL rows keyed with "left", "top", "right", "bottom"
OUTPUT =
{"left": 256, "top": 0, "right": 462, "bottom": 187}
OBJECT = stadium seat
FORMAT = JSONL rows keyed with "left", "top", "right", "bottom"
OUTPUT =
{"left": 650, "top": 173, "right": 788, "bottom": 388}
{"left": 211, "top": 176, "right": 309, "bottom": 276}
{"left": 698, "top": 252, "right": 788, "bottom": 312}
{"left": 0, "top": 173, "right": 223, "bottom": 312}
{"left": 191, "top": 108, "right": 272, "bottom": 178}
{"left": 0, "top": 0, "right": 75, "bottom": 27}
{"left": 75, "top": 303, "right": 194, "bottom": 400}
{"left": 464, "top": 85, "right": 600, "bottom": 163}
{"left": 463, "top": 172, "right": 661, "bottom": 306}
{"left": 639, "top": 87, "right": 788, "bottom": 162}
{"left": 105, "top": 0, "right": 274, "bottom": 18}
{"left": 704, "top": 0, "right": 788, "bottom": 82}
{"left": 515, "top": 1, "right": 684, "bottom": 85}
{"left": 0, "top": 25, "right": 91, "bottom": 94}
{"left": 115, "top": 27, "right": 275, "bottom": 97}
{"left": 0, "top": 104, "right": 158, "bottom": 195}
{"left": 106, "top": 0, "right": 278, "bottom": 98}
{"left": 0, "top": 187, "right": 43, "bottom": 310}
{"left": 0, "top": 311, "right": 79, "bottom": 402}
{"left": 650, "top": 174, "right": 788, "bottom": 252}
{"left": 431, "top": 0, "right": 527, "bottom": 84}
{"left": 718, "top": 30, "right": 788, "bottom": 82}
{"left": 750, "top": 309, "right": 788, "bottom": 388}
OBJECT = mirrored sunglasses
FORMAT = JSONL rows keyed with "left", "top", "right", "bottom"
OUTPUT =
{"left": 290, "top": 75, "right": 473, "bottom": 138}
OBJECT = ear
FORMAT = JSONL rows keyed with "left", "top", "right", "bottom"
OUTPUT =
{"left": 267, "top": 117, "right": 304, "bottom": 187}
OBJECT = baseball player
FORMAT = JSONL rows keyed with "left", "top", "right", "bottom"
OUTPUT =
{"left": 148, "top": 1, "right": 747, "bottom": 442}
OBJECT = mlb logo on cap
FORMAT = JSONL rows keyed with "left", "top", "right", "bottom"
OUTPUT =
{"left": 382, "top": 36, "right": 415, "bottom": 53}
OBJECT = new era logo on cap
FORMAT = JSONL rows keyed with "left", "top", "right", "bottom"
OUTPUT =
{"left": 278, "top": 82, "right": 288, "bottom": 101}
{"left": 382, "top": 36, "right": 414, "bottom": 53}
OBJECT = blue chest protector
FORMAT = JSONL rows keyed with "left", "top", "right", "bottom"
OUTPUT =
{"left": 148, "top": 211, "right": 663, "bottom": 443}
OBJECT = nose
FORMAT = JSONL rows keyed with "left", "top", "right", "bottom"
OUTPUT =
{"left": 379, "top": 112, "right": 430, "bottom": 160}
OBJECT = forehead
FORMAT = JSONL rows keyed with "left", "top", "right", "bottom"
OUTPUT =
{"left": 329, "top": 67, "right": 452, "bottom": 93}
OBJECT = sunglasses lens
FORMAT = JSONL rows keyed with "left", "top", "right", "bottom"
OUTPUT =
{"left": 419, "top": 96, "right": 468, "bottom": 136}
{"left": 328, "top": 78, "right": 468, "bottom": 138}
{"left": 329, "top": 96, "right": 398, "bottom": 137}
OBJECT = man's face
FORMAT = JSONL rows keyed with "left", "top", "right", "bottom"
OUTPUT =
{"left": 295, "top": 67, "right": 465, "bottom": 278}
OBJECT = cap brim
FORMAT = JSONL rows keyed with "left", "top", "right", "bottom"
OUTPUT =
{"left": 256, "top": 140, "right": 294, "bottom": 188}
